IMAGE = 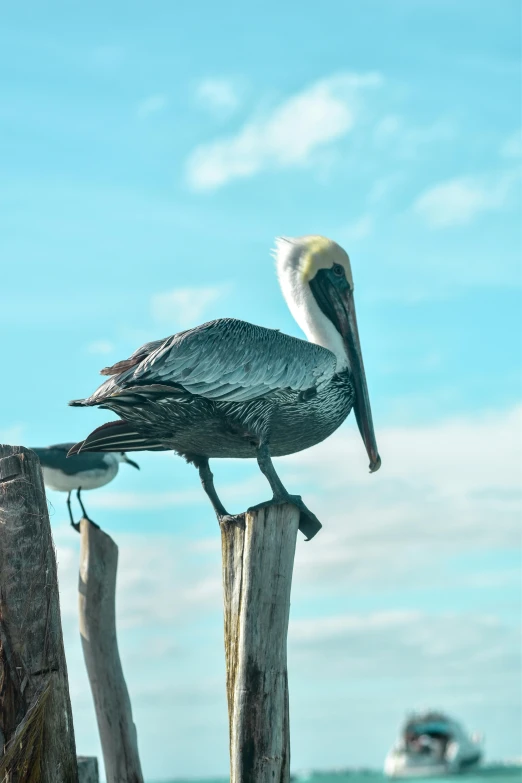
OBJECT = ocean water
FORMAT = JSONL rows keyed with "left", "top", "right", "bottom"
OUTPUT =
{"left": 152, "top": 765, "right": 522, "bottom": 783}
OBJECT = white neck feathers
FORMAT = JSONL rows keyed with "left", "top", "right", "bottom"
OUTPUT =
{"left": 276, "top": 245, "right": 347, "bottom": 369}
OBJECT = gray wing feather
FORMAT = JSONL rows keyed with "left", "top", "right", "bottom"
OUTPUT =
{"left": 89, "top": 319, "right": 336, "bottom": 404}
{"left": 100, "top": 336, "right": 170, "bottom": 376}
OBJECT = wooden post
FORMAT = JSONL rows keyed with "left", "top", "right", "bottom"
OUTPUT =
{"left": 77, "top": 756, "right": 99, "bottom": 783}
{"left": 0, "top": 445, "right": 79, "bottom": 782}
{"left": 220, "top": 504, "right": 300, "bottom": 783}
{"left": 78, "top": 518, "right": 144, "bottom": 783}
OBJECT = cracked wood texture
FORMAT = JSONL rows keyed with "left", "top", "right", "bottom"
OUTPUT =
{"left": 221, "top": 504, "right": 300, "bottom": 783}
{"left": 0, "top": 444, "right": 78, "bottom": 783}
{"left": 78, "top": 518, "right": 143, "bottom": 783}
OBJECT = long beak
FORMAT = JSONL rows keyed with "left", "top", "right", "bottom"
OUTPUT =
{"left": 123, "top": 455, "right": 140, "bottom": 470}
{"left": 332, "top": 288, "right": 381, "bottom": 473}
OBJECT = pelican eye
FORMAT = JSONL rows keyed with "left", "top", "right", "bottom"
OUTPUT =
{"left": 332, "top": 263, "right": 345, "bottom": 277}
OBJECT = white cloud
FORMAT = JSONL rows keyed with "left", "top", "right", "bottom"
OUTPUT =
{"left": 413, "top": 172, "right": 516, "bottom": 227}
{"left": 87, "top": 474, "right": 266, "bottom": 512}
{"left": 195, "top": 78, "right": 241, "bottom": 115}
{"left": 88, "top": 487, "right": 204, "bottom": 510}
{"left": 289, "top": 610, "right": 520, "bottom": 686}
{"left": 374, "top": 114, "right": 402, "bottom": 141}
{"left": 293, "top": 405, "right": 521, "bottom": 497}
{"left": 292, "top": 610, "right": 420, "bottom": 643}
{"left": 137, "top": 93, "right": 168, "bottom": 119}
{"left": 286, "top": 405, "right": 521, "bottom": 593}
{"left": 186, "top": 71, "right": 382, "bottom": 191}
{"left": 500, "top": 130, "right": 522, "bottom": 158}
{"left": 0, "top": 423, "right": 26, "bottom": 445}
{"left": 87, "top": 339, "right": 114, "bottom": 355}
{"left": 54, "top": 527, "right": 222, "bottom": 631}
{"left": 367, "top": 175, "right": 401, "bottom": 204}
{"left": 374, "top": 115, "right": 454, "bottom": 157}
{"left": 150, "top": 284, "right": 229, "bottom": 328}
{"left": 339, "top": 213, "right": 373, "bottom": 242}
{"left": 54, "top": 523, "right": 228, "bottom": 774}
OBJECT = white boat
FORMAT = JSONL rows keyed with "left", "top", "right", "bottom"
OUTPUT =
{"left": 384, "top": 711, "right": 483, "bottom": 778}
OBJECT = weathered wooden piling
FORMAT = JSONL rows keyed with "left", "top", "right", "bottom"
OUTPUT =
{"left": 78, "top": 518, "right": 143, "bottom": 783}
{"left": 220, "top": 503, "right": 300, "bottom": 783}
{"left": 78, "top": 756, "right": 99, "bottom": 783}
{"left": 0, "top": 444, "right": 79, "bottom": 782}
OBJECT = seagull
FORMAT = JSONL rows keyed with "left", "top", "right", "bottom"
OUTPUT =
{"left": 67, "top": 235, "right": 380, "bottom": 540}
{"left": 31, "top": 444, "right": 139, "bottom": 531}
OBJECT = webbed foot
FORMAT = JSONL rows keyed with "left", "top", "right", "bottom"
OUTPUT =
{"left": 217, "top": 512, "right": 246, "bottom": 530}
{"left": 247, "top": 494, "right": 322, "bottom": 541}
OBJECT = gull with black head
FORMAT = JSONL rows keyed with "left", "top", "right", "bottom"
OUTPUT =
{"left": 31, "top": 444, "right": 140, "bottom": 531}
{"left": 67, "top": 235, "right": 381, "bottom": 540}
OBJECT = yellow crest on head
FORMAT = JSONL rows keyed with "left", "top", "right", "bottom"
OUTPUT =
{"left": 300, "top": 235, "right": 353, "bottom": 286}
{"left": 301, "top": 236, "right": 333, "bottom": 280}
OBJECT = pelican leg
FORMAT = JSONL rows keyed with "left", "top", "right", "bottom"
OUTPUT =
{"left": 66, "top": 490, "right": 80, "bottom": 533}
{"left": 191, "top": 456, "right": 230, "bottom": 518}
{"left": 251, "top": 442, "right": 322, "bottom": 541}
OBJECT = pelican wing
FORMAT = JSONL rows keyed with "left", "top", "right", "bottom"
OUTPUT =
{"left": 100, "top": 336, "right": 169, "bottom": 376}
{"left": 91, "top": 319, "right": 337, "bottom": 404}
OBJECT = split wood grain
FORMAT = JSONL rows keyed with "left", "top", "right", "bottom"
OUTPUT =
{"left": 78, "top": 518, "right": 143, "bottom": 783}
{"left": 0, "top": 444, "right": 78, "bottom": 783}
{"left": 221, "top": 504, "right": 300, "bottom": 783}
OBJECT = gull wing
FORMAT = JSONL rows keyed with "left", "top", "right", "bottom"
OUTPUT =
{"left": 30, "top": 444, "right": 110, "bottom": 474}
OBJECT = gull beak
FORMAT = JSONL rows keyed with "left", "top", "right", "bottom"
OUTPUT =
{"left": 123, "top": 455, "right": 140, "bottom": 470}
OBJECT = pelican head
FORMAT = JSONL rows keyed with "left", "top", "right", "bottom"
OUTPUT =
{"left": 275, "top": 235, "right": 381, "bottom": 472}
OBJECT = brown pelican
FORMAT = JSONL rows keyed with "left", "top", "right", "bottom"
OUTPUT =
{"left": 68, "top": 235, "right": 380, "bottom": 539}
{"left": 31, "top": 444, "right": 139, "bottom": 530}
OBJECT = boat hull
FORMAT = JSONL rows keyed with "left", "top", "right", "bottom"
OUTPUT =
{"left": 385, "top": 751, "right": 482, "bottom": 779}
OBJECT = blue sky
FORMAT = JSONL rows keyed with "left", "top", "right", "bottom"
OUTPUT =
{"left": 1, "top": 1, "right": 521, "bottom": 779}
